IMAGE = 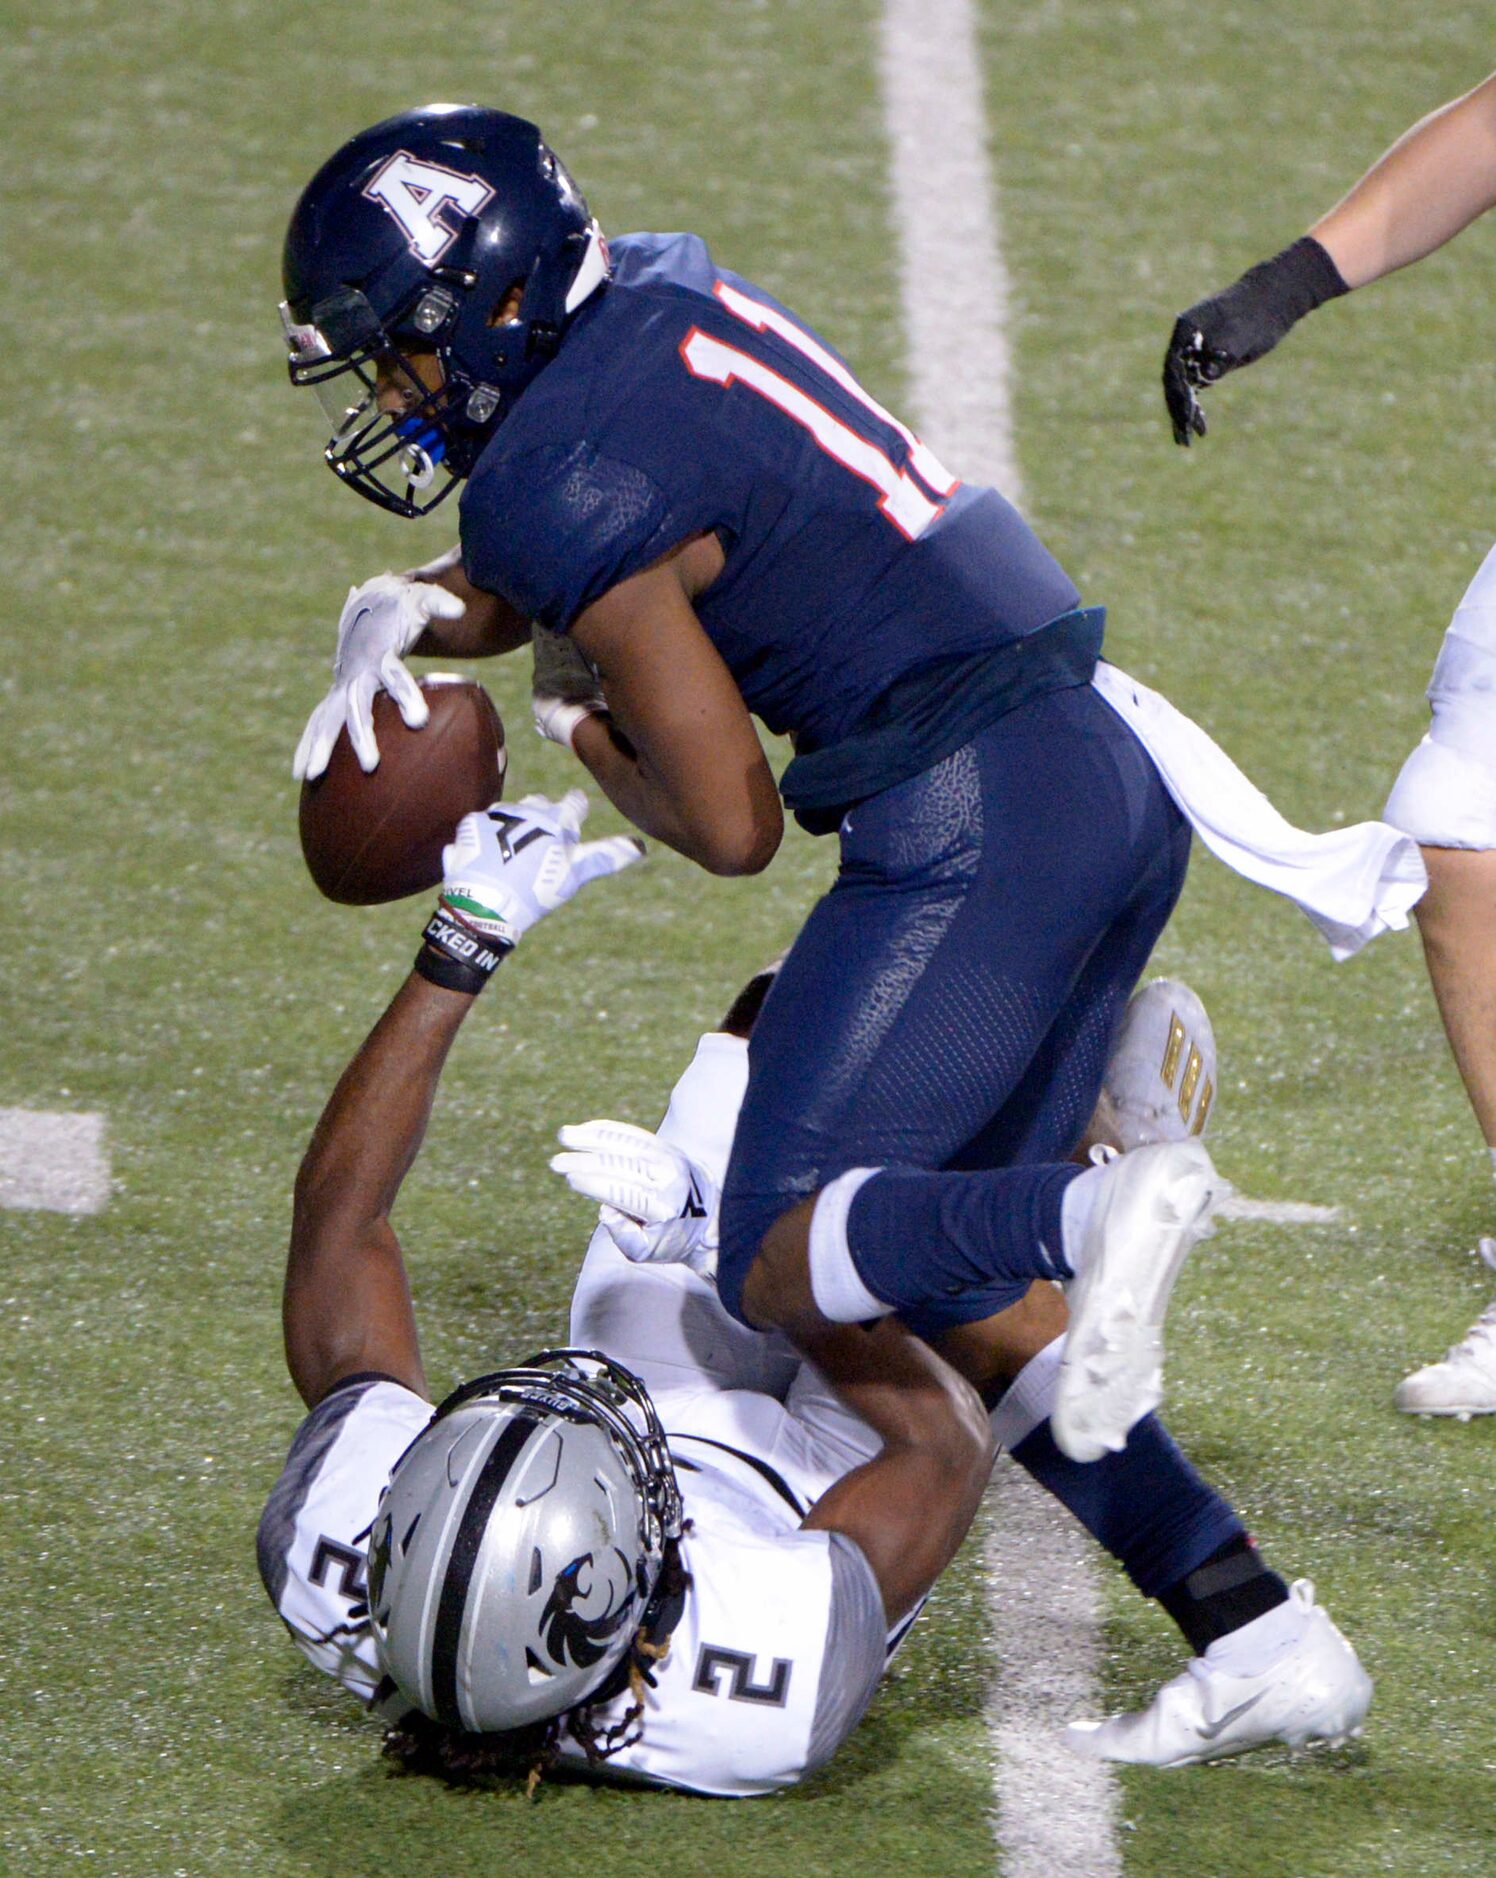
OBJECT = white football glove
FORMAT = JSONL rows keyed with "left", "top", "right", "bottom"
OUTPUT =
{"left": 532, "top": 626, "right": 607, "bottom": 751}
{"left": 440, "top": 790, "right": 644, "bottom": 950}
{"left": 293, "top": 572, "right": 468, "bottom": 781}
{"left": 403, "top": 542, "right": 464, "bottom": 583}
{"left": 550, "top": 1119, "right": 720, "bottom": 1279}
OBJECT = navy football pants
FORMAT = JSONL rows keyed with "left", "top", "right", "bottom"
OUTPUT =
{"left": 717, "top": 683, "right": 1192, "bottom": 1332}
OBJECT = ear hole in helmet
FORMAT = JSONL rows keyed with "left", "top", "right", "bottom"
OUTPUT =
{"left": 528, "top": 1548, "right": 543, "bottom": 1595}
{"left": 488, "top": 281, "right": 527, "bottom": 327}
{"left": 524, "top": 1648, "right": 554, "bottom": 1685}
{"left": 401, "top": 1512, "right": 422, "bottom": 1554}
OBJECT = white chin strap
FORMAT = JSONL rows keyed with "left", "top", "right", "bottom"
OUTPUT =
{"left": 565, "top": 220, "right": 612, "bottom": 313}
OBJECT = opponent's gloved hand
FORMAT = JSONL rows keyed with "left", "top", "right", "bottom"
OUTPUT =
{"left": 532, "top": 626, "right": 608, "bottom": 751}
{"left": 550, "top": 1119, "right": 721, "bottom": 1279}
{"left": 293, "top": 573, "right": 468, "bottom": 781}
{"left": 1162, "top": 236, "right": 1349, "bottom": 446}
{"left": 416, "top": 789, "right": 644, "bottom": 995}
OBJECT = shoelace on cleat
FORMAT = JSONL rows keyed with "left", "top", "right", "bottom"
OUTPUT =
{"left": 1442, "top": 1297, "right": 1496, "bottom": 1370}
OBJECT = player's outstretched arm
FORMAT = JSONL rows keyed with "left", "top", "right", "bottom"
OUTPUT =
{"left": 1310, "top": 70, "right": 1496, "bottom": 289}
{"left": 568, "top": 543, "right": 784, "bottom": 877}
{"left": 285, "top": 974, "right": 471, "bottom": 1408}
{"left": 797, "top": 1317, "right": 995, "bottom": 1624}
{"left": 283, "top": 794, "right": 644, "bottom": 1409}
{"left": 1163, "top": 69, "right": 1496, "bottom": 445}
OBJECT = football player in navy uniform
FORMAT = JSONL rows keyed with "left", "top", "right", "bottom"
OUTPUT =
{"left": 280, "top": 103, "right": 1222, "bottom": 1468}
{"left": 260, "top": 795, "right": 1369, "bottom": 1786}
{"left": 1160, "top": 69, "right": 1496, "bottom": 1414}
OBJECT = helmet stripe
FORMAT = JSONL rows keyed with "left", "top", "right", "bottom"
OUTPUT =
{"left": 430, "top": 1414, "right": 540, "bottom": 1727}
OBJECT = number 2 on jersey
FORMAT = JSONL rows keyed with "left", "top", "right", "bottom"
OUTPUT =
{"left": 680, "top": 281, "right": 958, "bottom": 542}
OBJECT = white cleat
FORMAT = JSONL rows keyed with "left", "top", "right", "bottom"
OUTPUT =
{"left": 1395, "top": 1263, "right": 1496, "bottom": 1419}
{"left": 1063, "top": 1580, "right": 1372, "bottom": 1767}
{"left": 1103, "top": 977, "right": 1217, "bottom": 1148}
{"left": 1053, "top": 1139, "right": 1221, "bottom": 1464}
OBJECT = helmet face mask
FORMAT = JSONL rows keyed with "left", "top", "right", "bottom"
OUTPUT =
{"left": 280, "top": 105, "right": 611, "bottom": 518}
{"left": 366, "top": 1350, "right": 684, "bottom": 1737}
{"left": 280, "top": 287, "right": 467, "bottom": 517}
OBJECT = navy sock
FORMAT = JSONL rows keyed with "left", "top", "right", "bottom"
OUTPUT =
{"left": 845, "top": 1162, "right": 1081, "bottom": 1313}
{"left": 1010, "top": 1411, "right": 1248, "bottom": 1621}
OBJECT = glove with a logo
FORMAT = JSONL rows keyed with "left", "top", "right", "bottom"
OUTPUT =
{"left": 532, "top": 625, "right": 608, "bottom": 751}
{"left": 293, "top": 572, "right": 468, "bottom": 780}
{"left": 1162, "top": 236, "right": 1349, "bottom": 446}
{"left": 416, "top": 790, "right": 644, "bottom": 996}
{"left": 550, "top": 1119, "right": 720, "bottom": 1280}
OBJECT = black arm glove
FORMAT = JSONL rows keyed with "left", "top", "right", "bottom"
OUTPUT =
{"left": 1162, "top": 236, "right": 1349, "bottom": 445}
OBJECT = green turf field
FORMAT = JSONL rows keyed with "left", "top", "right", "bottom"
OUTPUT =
{"left": 4, "top": 1, "right": 1494, "bottom": 1872}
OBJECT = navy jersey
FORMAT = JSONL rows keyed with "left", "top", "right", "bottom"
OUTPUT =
{"left": 460, "top": 233, "right": 1083, "bottom": 767}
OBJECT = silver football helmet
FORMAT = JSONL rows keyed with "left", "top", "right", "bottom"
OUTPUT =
{"left": 366, "top": 1350, "right": 684, "bottom": 1734}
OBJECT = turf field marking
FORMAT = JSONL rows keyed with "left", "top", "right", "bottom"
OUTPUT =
{"left": 1218, "top": 1195, "right": 1342, "bottom": 1225}
{"left": 878, "top": 0, "right": 1020, "bottom": 504}
{"left": 982, "top": 1467, "right": 1124, "bottom": 1878}
{"left": 878, "top": 4, "right": 1122, "bottom": 1872}
{"left": 0, "top": 1109, "right": 110, "bottom": 1214}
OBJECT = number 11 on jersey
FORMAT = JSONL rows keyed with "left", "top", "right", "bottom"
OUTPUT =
{"left": 679, "top": 282, "right": 958, "bottom": 542}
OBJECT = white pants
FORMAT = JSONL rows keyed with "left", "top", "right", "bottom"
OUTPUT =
{"left": 1384, "top": 541, "right": 1496, "bottom": 850}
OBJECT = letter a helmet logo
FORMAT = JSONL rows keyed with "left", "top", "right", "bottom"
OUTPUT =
{"left": 362, "top": 150, "right": 496, "bottom": 264}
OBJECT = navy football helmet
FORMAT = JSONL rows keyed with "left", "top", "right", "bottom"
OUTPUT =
{"left": 280, "top": 105, "right": 610, "bottom": 517}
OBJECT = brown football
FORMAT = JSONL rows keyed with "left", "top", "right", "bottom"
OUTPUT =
{"left": 299, "top": 676, "right": 507, "bottom": 905}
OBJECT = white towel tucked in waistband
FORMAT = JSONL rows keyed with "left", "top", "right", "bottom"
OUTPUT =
{"left": 1092, "top": 661, "right": 1427, "bottom": 961}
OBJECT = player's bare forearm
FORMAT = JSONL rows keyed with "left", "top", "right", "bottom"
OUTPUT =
{"left": 570, "top": 711, "right": 779, "bottom": 874}
{"left": 570, "top": 563, "right": 783, "bottom": 875}
{"left": 284, "top": 973, "right": 475, "bottom": 1407}
{"left": 799, "top": 1319, "right": 995, "bottom": 1623}
{"left": 1312, "top": 70, "right": 1496, "bottom": 288}
{"left": 409, "top": 554, "right": 532, "bottom": 657}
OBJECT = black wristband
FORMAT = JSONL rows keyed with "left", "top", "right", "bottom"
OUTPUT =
{"left": 414, "top": 905, "right": 511, "bottom": 997}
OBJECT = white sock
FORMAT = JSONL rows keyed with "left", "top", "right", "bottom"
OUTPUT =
{"left": 1059, "top": 1163, "right": 1110, "bottom": 1277}
{"left": 807, "top": 1168, "right": 892, "bottom": 1322}
{"left": 1204, "top": 1589, "right": 1309, "bottom": 1675}
{"left": 1487, "top": 1145, "right": 1496, "bottom": 1180}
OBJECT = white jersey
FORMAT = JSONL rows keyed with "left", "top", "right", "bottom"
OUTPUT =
{"left": 258, "top": 1373, "right": 889, "bottom": 1796}
{"left": 258, "top": 1030, "right": 896, "bottom": 1797}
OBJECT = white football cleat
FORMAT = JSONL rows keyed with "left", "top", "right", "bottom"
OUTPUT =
{"left": 1395, "top": 1261, "right": 1496, "bottom": 1418}
{"left": 1103, "top": 977, "right": 1217, "bottom": 1148}
{"left": 1063, "top": 1580, "right": 1372, "bottom": 1766}
{"left": 1053, "top": 1139, "right": 1221, "bottom": 1464}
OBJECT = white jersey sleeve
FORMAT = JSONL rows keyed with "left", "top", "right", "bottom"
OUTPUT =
{"left": 256, "top": 1374, "right": 433, "bottom": 1707}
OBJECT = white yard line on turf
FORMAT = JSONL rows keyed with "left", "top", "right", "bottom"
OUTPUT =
{"left": 0, "top": 1109, "right": 110, "bottom": 1214}
{"left": 877, "top": 5, "right": 1123, "bottom": 1874}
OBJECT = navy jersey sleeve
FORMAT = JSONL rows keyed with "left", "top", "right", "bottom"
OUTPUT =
{"left": 462, "top": 440, "right": 681, "bottom": 634}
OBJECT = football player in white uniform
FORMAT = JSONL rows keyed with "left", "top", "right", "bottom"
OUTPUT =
{"left": 259, "top": 793, "right": 1369, "bottom": 1785}
{"left": 1160, "top": 69, "right": 1496, "bottom": 1414}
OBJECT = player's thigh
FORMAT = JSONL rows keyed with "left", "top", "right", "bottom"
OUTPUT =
{"left": 569, "top": 1226, "right": 801, "bottom": 1399}
{"left": 951, "top": 808, "right": 1192, "bottom": 1170}
{"left": 722, "top": 688, "right": 1176, "bottom": 1249}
